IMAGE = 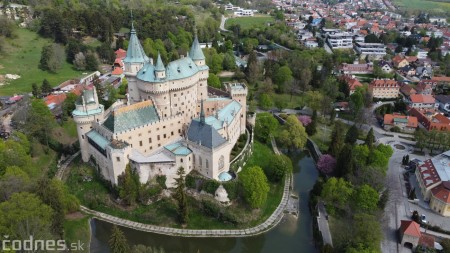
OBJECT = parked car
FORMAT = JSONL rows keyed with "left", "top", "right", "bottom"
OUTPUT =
{"left": 421, "top": 214, "right": 427, "bottom": 224}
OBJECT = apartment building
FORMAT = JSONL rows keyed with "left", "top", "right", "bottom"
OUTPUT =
{"left": 369, "top": 79, "right": 400, "bottom": 99}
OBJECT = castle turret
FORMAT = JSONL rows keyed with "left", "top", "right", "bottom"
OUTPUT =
{"left": 154, "top": 52, "right": 166, "bottom": 79}
{"left": 72, "top": 88, "right": 105, "bottom": 162}
{"left": 189, "top": 35, "right": 205, "bottom": 67}
{"left": 123, "top": 21, "right": 150, "bottom": 104}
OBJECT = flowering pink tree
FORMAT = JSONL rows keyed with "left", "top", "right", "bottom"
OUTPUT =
{"left": 317, "top": 154, "right": 337, "bottom": 174}
{"left": 298, "top": 115, "right": 312, "bottom": 126}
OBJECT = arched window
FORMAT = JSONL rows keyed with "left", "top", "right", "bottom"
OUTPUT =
{"left": 199, "top": 157, "right": 202, "bottom": 168}
{"left": 206, "top": 159, "right": 209, "bottom": 169}
{"left": 219, "top": 155, "right": 224, "bottom": 170}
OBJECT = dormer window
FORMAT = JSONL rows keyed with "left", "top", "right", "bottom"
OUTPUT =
{"left": 177, "top": 67, "right": 181, "bottom": 73}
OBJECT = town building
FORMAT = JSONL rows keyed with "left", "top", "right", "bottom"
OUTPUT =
{"left": 435, "top": 95, "right": 450, "bottom": 116}
{"left": 326, "top": 32, "right": 353, "bottom": 49}
{"left": 73, "top": 24, "right": 247, "bottom": 188}
{"left": 338, "top": 63, "right": 373, "bottom": 74}
{"left": 383, "top": 114, "right": 418, "bottom": 133}
{"left": 415, "top": 150, "right": 450, "bottom": 216}
{"left": 399, "top": 220, "right": 421, "bottom": 249}
{"left": 369, "top": 79, "right": 400, "bottom": 99}
{"left": 408, "top": 94, "right": 436, "bottom": 109}
{"left": 339, "top": 75, "right": 363, "bottom": 95}
{"left": 354, "top": 42, "right": 386, "bottom": 59}
{"left": 408, "top": 108, "right": 450, "bottom": 131}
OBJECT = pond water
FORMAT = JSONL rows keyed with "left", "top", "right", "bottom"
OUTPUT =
{"left": 90, "top": 151, "right": 319, "bottom": 253}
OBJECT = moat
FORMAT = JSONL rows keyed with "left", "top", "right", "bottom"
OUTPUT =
{"left": 90, "top": 151, "right": 319, "bottom": 253}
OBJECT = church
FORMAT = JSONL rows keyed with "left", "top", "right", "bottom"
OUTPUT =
{"left": 72, "top": 23, "right": 247, "bottom": 187}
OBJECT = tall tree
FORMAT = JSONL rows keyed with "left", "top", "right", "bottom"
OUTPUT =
{"left": 255, "top": 112, "right": 279, "bottom": 143}
{"left": 25, "top": 99, "right": 57, "bottom": 147}
{"left": 278, "top": 115, "right": 307, "bottom": 151}
{"left": 174, "top": 167, "right": 188, "bottom": 224}
{"left": 240, "top": 166, "right": 270, "bottom": 209}
{"left": 118, "top": 164, "right": 140, "bottom": 205}
{"left": 305, "top": 110, "right": 318, "bottom": 136}
{"left": 365, "top": 128, "right": 375, "bottom": 149}
{"left": 345, "top": 124, "right": 359, "bottom": 145}
{"left": 31, "top": 83, "right": 40, "bottom": 97}
{"left": 41, "top": 79, "right": 52, "bottom": 95}
{"left": 328, "top": 121, "right": 346, "bottom": 157}
{"left": 336, "top": 144, "right": 354, "bottom": 177}
{"left": 109, "top": 225, "right": 129, "bottom": 253}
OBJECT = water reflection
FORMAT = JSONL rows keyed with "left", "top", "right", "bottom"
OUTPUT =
{"left": 90, "top": 151, "right": 318, "bottom": 253}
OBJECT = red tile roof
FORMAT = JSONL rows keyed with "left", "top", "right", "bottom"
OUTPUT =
{"left": 410, "top": 94, "right": 435, "bottom": 104}
{"left": 44, "top": 93, "right": 67, "bottom": 106}
{"left": 370, "top": 79, "right": 399, "bottom": 88}
{"left": 432, "top": 76, "right": 450, "bottom": 82}
{"left": 400, "top": 85, "right": 417, "bottom": 96}
{"left": 419, "top": 234, "right": 435, "bottom": 248}
{"left": 115, "top": 48, "right": 127, "bottom": 59}
{"left": 112, "top": 67, "right": 123, "bottom": 75}
{"left": 418, "top": 159, "right": 441, "bottom": 187}
{"left": 384, "top": 114, "right": 418, "bottom": 128}
{"left": 400, "top": 220, "right": 421, "bottom": 238}
{"left": 431, "top": 183, "right": 450, "bottom": 204}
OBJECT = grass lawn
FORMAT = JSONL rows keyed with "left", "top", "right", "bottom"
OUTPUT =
{"left": 393, "top": 0, "right": 450, "bottom": 14}
{"left": 30, "top": 140, "right": 58, "bottom": 178}
{"left": 0, "top": 28, "right": 84, "bottom": 96}
{"left": 310, "top": 123, "right": 333, "bottom": 153}
{"left": 64, "top": 214, "right": 90, "bottom": 253}
{"left": 225, "top": 15, "right": 275, "bottom": 30}
{"left": 272, "top": 93, "right": 306, "bottom": 109}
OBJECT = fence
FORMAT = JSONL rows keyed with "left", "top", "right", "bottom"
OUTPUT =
{"left": 230, "top": 127, "right": 254, "bottom": 172}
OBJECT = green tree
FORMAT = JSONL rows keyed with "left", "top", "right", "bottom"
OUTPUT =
{"left": 350, "top": 90, "right": 364, "bottom": 115}
{"left": 109, "top": 225, "right": 129, "bottom": 253}
{"left": 222, "top": 51, "right": 236, "bottom": 71}
{"left": 305, "top": 110, "right": 318, "bottom": 136}
{"left": 0, "top": 166, "right": 30, "bottom": 201}
{"left": 273, "top": 66, "right": 293, "bottom": 92}
{"left": 86, "top": 51, "right": 99, "bottom": 71}
{"left": 365, "top": 128, "right": 375, "bottom": 149}
{"left": 207, "top": 73, "right": 221, "bottom": 88}
{"left": 240, "top": 166, "right": 270, "bottom": 209}
{"left": 25, "top": 99, "right": 57, "bottom": 147}
{"left": 336, "top": 144, "right": 354, "bottom": 177}
{"left": 41, "top": 79, "right": 52, "bottom": 94}
{"left": 174, "top": 167, "right": 188, "bottom": 224}
{"left": 328, "top": 121, "right": 346, "bottom": 157}
{"left": 61, "top": 93, "right": 78, "bottom": 121}
{"left": 278, "top": 115, "right": 307, "bottom": 151}
{"left": 32, "top": 83, "right": 40, "bottom": 97}
{"left": 0, "top": 192, "right": 53, "bottom": 241}
{"left": 39, "top": 43, "right": 65, "bottom": 72}
{"left": 352, "top": 184, "right": 379, "bottom": 211}
{"left": 345, "top": 124, "right": 359, "bottom": 145}
{"left": 259, "top": 93, "right": 273, "bottom": 110}
{"left": 265, "top": 154, "right": 293, "bottom": 182}
{"left": 118, "top": 164, "right": 140, "bottom": 205}
{"left": 255, "top": 112, "right": 279, "bottom": 143}
{"left": 321, "top": 177, "right": 353, "bottom": 209}
{"left": 353, "top": 145, "right": 369, "bottom": 167}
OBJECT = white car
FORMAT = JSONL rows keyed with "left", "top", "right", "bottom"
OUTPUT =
{"left": 421, "top": 214, "right": 427, "bottom": 224}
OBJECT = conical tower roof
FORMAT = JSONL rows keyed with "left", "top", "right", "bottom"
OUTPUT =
{"left": 123, "top": 22, "right": 150, "bottom": 64}
{"left": 189, "top": 36, "right": 205, "bottom": 61}
{"left": 155, "top": 52, "right": 165, "bottom": 71}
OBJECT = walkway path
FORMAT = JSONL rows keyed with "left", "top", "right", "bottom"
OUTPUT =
{"left": 80, "top": 174, "right": 291, "bottom": 237}
{"left": 317, "top": 202, "right": 333, "bottom": 247}
{"left": 270, "top": 135, "right": 281, "bottom": 155}
{"left": 55, "top": 151, "right": 80, "bottom": 180}
{"left": 219, "top": 15, "right": 228, "bottom": 32}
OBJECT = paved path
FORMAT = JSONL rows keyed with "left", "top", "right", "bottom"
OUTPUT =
{"left": 55, "top": 151, "right": 80, "bottom": 180}
{"left": 317, "top": 202, "right": 333, "bottom": 247}
{"left": 270, "top": 135, "right": 281, "bottom": 155}
{"left": 80, "top": 174, "right": 291, "bottom": 237}
{"left": 219, "top": 15, "right": 228, "bottom": 32}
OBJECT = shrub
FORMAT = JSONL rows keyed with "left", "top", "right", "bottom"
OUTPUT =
{"left": 186, "top": 174, "right": 196, "bottom": 189}
{"left": 223, "top": 181, "right": 239, "bottom": 200}
{"left": 201, "top": 199, "right": 220, "bottom": 218}
{"left": 390, "top": 126, "right": 401, "bottom": 132}
{"left": 203, "top": 180, "right": 220, "bottom": 195}
{"left": 156, "top": 175, "right": 167, "bottom": 189}
{"left": 220, "top": 209, "right": 239, "bottom": 225}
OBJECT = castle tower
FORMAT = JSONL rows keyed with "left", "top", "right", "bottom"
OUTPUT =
{"left": 154, "top": 52, "right": 166, "bottom": 79}
{"left": 227, "top": 83, "right": 248, "bottom": 135}
{"left": 189, "top": 36, "right": 208, "bottom": 100}
{"left": 123, "top": 20, "right": 150, "bottom": 104}
{"left": 72, "top": 88, "right": 105, "bottom": 162}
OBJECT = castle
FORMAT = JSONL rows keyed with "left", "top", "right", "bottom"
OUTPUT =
{"left": 73, "top": 24, "right": 247, "bottom": 187}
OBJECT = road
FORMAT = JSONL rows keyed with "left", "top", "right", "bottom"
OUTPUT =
{"left": 317, "top": 202, "right": 333, "bottom": 247}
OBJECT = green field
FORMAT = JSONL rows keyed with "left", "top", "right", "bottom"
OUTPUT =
{"left": 225, "top": 16, "right": 274, "bottom": 30}
{"left": 393, "top": 0, "right": 450, "bottom": 14}
{"left": 0, "top": 29, "right": 83, "bottom": 96}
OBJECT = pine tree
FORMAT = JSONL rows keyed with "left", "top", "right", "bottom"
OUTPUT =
{"left": 306, "top": 110, "right": 318, "bottom": 136}
{"left": 365, "top": 128, "right": 375, "bottom": 149}
{"left": 41, "top": 79, "right": 52, "bottom": 95}
{"left": 336, "top": 144, "right": 354, "bottom": 177}
{"left": 345, "top": 124, "right": 359, "bottom": 145}
{"left": 109, "top": 225, "right": 129, "bottom": 253}
{"left": 174, "top": 167, "right": 188, "bottom": 224}
{"left": 32, "top": 83, "right": 40, "bottom": 97}
{"left": 329, "top": 121, "right": 346, "bottom": 157}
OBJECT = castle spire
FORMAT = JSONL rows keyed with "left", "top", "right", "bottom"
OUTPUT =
{"left": 155, "top": 51, "right": 165, "bottom": 72}
{"left": 189, "top": 34, "right": 205, "bottom": 61}
{"left": 200, "top": 99, "right": 205, "bottom": 125}
{"left": 123, "top": 11, "right": 149, "bottom": 65}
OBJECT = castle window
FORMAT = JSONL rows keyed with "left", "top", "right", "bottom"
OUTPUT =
{"left": 157, "top": 135, "right": 160, "bottom": 140}
{"left": 82, "top": 135, "right": 84, "bottom": 139}
{"left": 158, "top": 144, "right": 161, "bottom": 147}
{"left": 163, "top": 126, "right": 166, "bottom": 129}
{"left": 163, "top": 134, "right": 166, "bottom": 138}
{"left": 139, "top": 141, "right": 142, "bottom": 146}
{"left": 171, "top": 131, "right": 174, "bottom": 136}
{"left": 178, "top": 129, "right": 181, "bottom": 133}
{"left": 206, "top": 159, "right": 209, "bottom": 169}
{"left": 219, "top": 156, "right": 224, "bottom": 170}
{"left": 193, "top": 155, "right": 195, "bottom": 165}
{"left": 138, "top": 133, "right": 142, "bottom": 137}
{"left": 199, "top": 157, "right": 202, "bottom": 167}
{"left": 116, "top": 157, "right": 120, "bottom": 162}
{"left": 180, "top": 158, "right": 183, "bottom": 163}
